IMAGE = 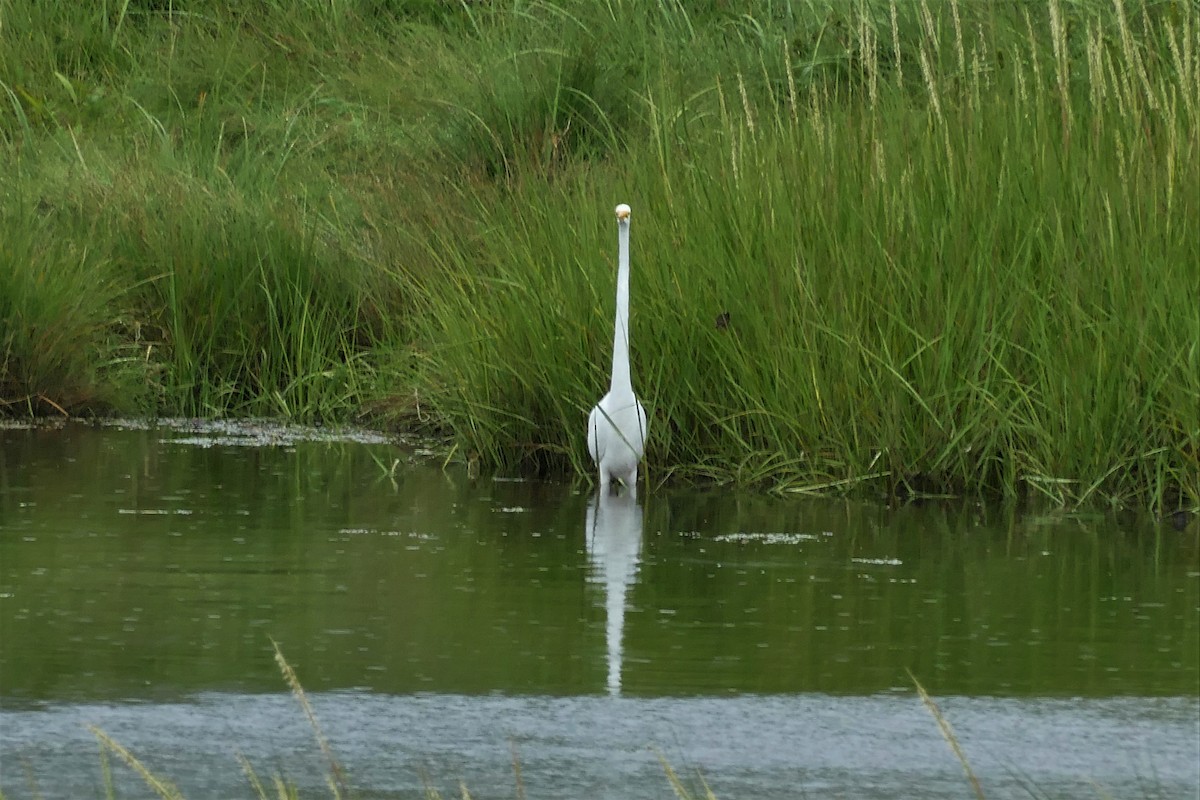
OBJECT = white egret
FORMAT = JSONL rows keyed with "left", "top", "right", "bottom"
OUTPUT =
{"left": 587, "top": 203, "right": 648, "bottom": 493}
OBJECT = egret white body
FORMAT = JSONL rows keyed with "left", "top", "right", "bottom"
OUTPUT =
{"left": 587, "top": 203, "right": 648, "bottom": 493}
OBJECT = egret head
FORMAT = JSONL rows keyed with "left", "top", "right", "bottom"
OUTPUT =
{"left": 615, "top": 204, "right": 631, "bottom": 222}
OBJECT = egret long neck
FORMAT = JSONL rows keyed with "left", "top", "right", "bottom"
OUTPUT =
{"left": 609, "top": 219, "right": 634, "bottom": 397}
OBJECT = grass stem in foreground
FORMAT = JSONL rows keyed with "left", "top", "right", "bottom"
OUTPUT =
{"left": 909, "top": 668, "right": 986, "bottom": 800}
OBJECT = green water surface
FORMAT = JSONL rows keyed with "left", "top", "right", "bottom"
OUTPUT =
{"left": 1, "top": 421, "right": 1194, "bottom": 703}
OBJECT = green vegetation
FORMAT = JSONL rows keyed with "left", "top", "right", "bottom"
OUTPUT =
{"left": 1, "top": 0, "right": 1196, "bottom": 510}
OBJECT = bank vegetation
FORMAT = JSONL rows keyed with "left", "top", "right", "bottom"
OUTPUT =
{"left": 1, "top": 0, "right": 1197, "bottom": 511}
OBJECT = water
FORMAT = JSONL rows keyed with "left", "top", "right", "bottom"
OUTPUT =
{"left": 1, "top": 421, "right": 1197, "bottom": 799}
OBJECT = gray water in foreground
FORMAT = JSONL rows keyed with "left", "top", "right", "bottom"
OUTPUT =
{"left": 1, "top": 420, "right": 1197, "bottom": 799}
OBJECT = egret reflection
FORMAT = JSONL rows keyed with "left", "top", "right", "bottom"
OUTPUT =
{"left": 585, "top": 490, "right": 644, "bottom": 696}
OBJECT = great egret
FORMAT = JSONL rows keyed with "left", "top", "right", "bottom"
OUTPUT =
{"left": 587, "top": 203, "right": 648, "bottom": 493}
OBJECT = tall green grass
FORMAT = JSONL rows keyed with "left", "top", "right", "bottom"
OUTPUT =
{"left": 0, "top": 202, "right": 132, "bottom": 413}
{"left": 1, "top": 0, "right": 406, "bottom": 419}
{"left": 402, "top": 0, "right": 1200, "bottom": 510}
{"left": 1, "top": 0, "right": 1196, "bottom": 508}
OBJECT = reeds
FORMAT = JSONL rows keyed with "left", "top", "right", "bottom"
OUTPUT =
{"left": 2, "top": 0, "right": 400, "bottom": 420}
{"left": 1, "top": 1, "right": 1196, "bottom": 509}
{"left": 909, "top": 669, "right": 985, "bottom": 800}
{"left": 403, "top": 0, "right": 1199, "bottom": 510}
{"left": 90, "top": 727, "right": 185, "bottom": 800}
{"left": 83, "top": 641, "right": 344, "bottom": 800}
{"left": 272, "top": 639, "right": 349, "bottom": 799}
{"left": 0, "top": 204, "right": 134, "bottom": 414}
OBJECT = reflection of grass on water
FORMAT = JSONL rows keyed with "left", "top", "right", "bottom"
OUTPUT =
{"left": 6, "top": 644, "right": 1142, "bottom": 800}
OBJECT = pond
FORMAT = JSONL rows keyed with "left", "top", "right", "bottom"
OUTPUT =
{"left": 1, "top": 421, "right": 1197, "bottom": 799}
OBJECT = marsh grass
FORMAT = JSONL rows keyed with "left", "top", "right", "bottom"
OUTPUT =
{"left": 2, "top": 0, "right": 1196, "bottom": 509}
{"left": 83, "top": 641, "right": 343, "bottom": 800}
{"left": 909, "top": 668, "right": 986, "bottom": 800}
{"left": 0, "top": 203, "right": 135, "bottom": 413}
{"left": 658, "top": 750, "right": 719, "bottom": 800}
{"left": 2, "top": 0, "right": 403, "bottom": 419}
{"left": 89, "top": 726, "right": 186, "bottom": 800}
{"left": 272, "top": 639, "right": 349, "bottom": 799}
{"left": 405, "top": 0, "right": 1200, "bottom": 510}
